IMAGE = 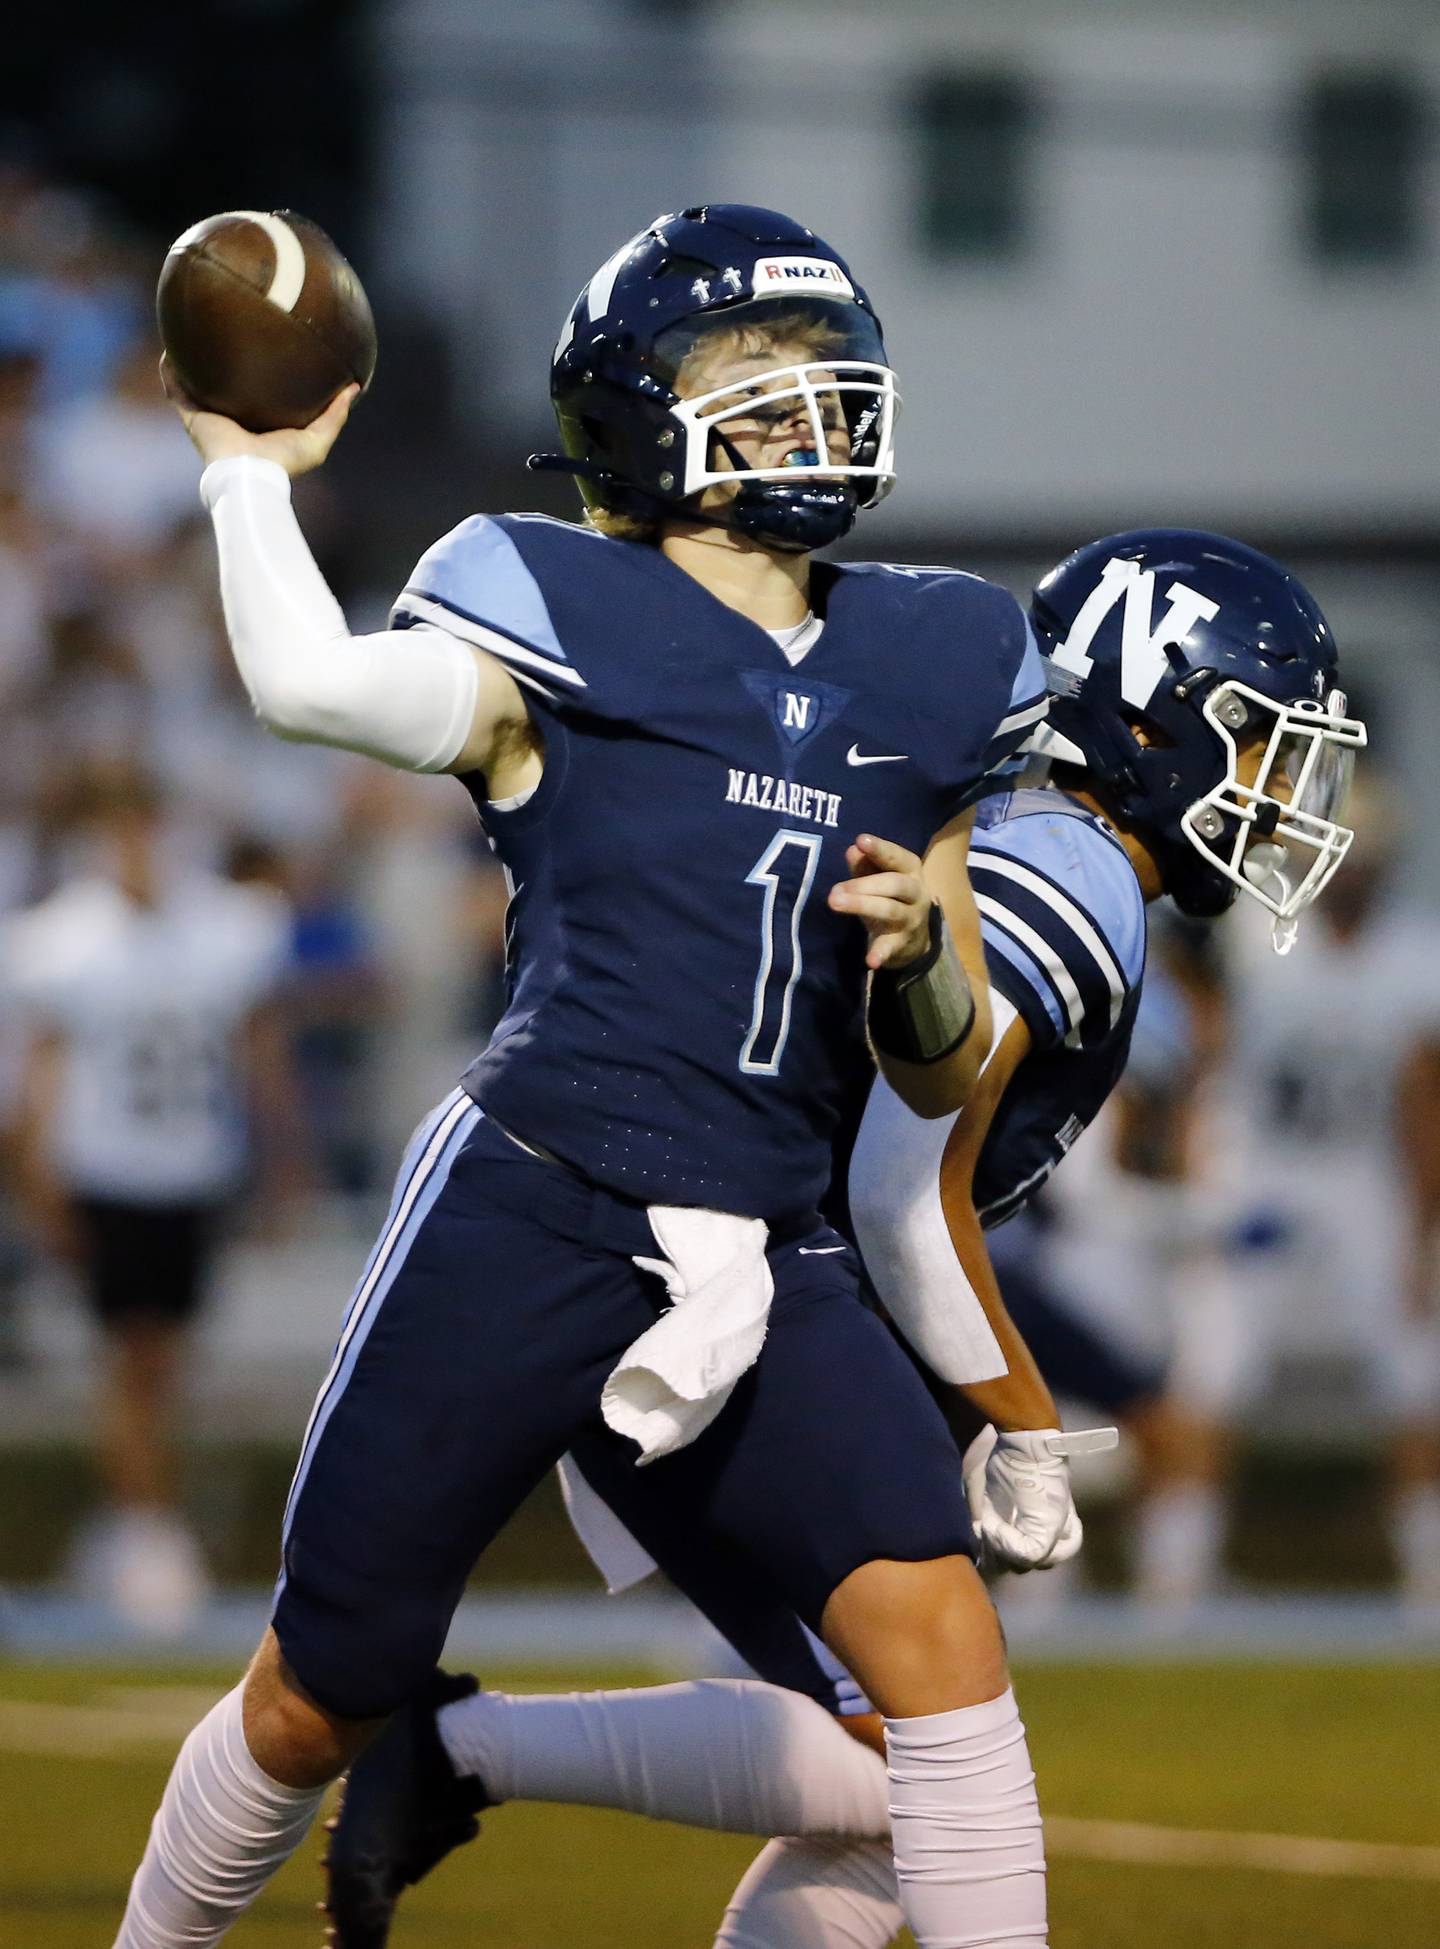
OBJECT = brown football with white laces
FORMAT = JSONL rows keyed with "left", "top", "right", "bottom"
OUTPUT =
{"left": 157, "top": 209, "right": 377, "bottom": 432}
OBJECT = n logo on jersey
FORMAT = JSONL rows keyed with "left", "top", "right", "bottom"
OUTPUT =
{"left": 1049, "top": 557, "right": 1220, "bottom": 709}
{"left": 740, "top": 670, "right": 853, "bottom": 750}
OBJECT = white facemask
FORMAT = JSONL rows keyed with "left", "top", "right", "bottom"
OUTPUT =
{"left": 1180, "top": 682, "right": 1367, "bottom": 954}
{"left": 673, "top": 359, "right": 900, "bottom": 503}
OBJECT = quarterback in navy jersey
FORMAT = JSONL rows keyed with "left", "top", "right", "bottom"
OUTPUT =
{"left": 118, "top": 208, "right": 1059, "bottom": 1949}
{"left": 321, "top": 532, "right": 1366, "bottom": 1949}
{"left": 392, "top": 505, "right": 1041, "bottom": 1217}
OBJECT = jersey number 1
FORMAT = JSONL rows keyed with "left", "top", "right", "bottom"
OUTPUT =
{"left": 740, "top": 830, "right": 822, "bottom": 1075}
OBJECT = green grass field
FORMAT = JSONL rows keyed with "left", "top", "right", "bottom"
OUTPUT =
{"left": 3, "top": 1658, "right": 1437, "bottom": 1948}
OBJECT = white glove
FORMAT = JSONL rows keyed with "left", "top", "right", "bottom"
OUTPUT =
{"left": 961, "top": 1424, "right": 1118, "bottom": 1572}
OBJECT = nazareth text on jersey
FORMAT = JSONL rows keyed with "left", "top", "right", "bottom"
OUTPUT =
{"left": 393, "top": 515, "right": 1045, "bottom": 1217}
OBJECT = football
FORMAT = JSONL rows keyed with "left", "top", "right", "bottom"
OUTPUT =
{"left": 156, "top": 209, "right": 377, "bottom": 433}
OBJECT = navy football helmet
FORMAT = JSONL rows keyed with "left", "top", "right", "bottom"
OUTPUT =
{"left": 531, "top": 205, "right": 899, "bottom": 552}
{"left": 1027, "top": 530, "right": 1366, "bottom": 949}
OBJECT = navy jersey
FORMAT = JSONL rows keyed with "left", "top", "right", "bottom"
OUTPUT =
{"left": 968, "top": 787, "right": 1147, "bottom": 1225}
{"left": 392, "top": 513, "right": 1045, "bottom": 1219}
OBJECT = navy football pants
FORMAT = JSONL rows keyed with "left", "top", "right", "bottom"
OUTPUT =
{"left": 274, "top": 1094, "right": 974, "bottom": 1719}
{"left": 569, "top": 1259, "right": 1164, "bottom": 1718}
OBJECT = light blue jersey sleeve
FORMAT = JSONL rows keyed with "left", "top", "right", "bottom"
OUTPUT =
{"left": 969, "top": 797, "right": 1147, "bottom": 1052}
{"left": 977, "top": 607, "right": 1048, "bottom": 777}
{"left": 390, "top": 513, "right": 587, "bottom": 706}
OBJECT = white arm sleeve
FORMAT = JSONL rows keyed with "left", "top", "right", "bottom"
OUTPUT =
{"left": 847, "top": 990, "right": 1020, "bottom": 1385}
{"left": 199, "top": 455, "right": 481, "bottom": 773}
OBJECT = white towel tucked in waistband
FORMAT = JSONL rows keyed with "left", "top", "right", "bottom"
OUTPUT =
{"left": 601, "top": 1205, "right": 773, "bottom": 1464}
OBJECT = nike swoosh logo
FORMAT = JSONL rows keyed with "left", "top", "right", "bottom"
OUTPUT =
{"left": 846, "top": 744, "right": 908, "bottom": 766}
{"left": 798, "top": 1244, "right": 848, "bottom": 1255}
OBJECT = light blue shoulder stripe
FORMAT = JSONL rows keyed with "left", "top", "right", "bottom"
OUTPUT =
{"left": 976, "top": 805, "right": 1146, "bottom": 992}
{"left": 981, "top": 920, "right": 1069, "bottom": 1038}
{"left": 1007, "top": 612, "right": 1047, "bottom": 713}
{"left": 405, "top": 515, "right": 567, "bottom": 663}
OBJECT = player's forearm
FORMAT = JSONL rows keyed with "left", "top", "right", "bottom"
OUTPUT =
{"left": 871, "top": 927, "right": 990, "bottom": 1118}
{"left": 15, "top": 1146, "right": 77, "bottom": 1256}
{"left": 847, "top": 1077, "right": 1009, "bottom": 1385}
{"left": 876, "top": 810, "right": 992, "bottom": 1116}
{"left": 954, "top": 1323, "right": 1058, "bottom": 1433}
{"left": 941, "top": 1199, "right": 1058, "bottom": 1432}
{"left": 13, "top": 1128, "right": 61, "bottom": 1218}
{"left": 242, "top": 1005, "right": 313, "bottom": 1186}
{"left": 1398, "top": 1043, "right": 1440, "bottom": 1236}
{"left": 200, "top": 455, "right": 480, "bottom": 771}
{"left": 13, "top": 1037, "right": 80, "bottom": 1260}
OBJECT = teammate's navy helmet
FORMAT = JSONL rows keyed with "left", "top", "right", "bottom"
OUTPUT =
{"left": 533, "top": 205, "right": 899, "bottom": 552}
{"left": 1027, "top": 530, "right": 1366, "bottom": 949}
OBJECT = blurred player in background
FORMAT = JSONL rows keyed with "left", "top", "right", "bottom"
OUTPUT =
{"left": 1053, "top": 778, "right": 1440, "bottom": 1611}
{"left": 3, "top": 764, "right": 300, "bottom": 1633}
{"left": 324, "top": 529, "right": 1367, "bottom": 1949}
{"left": 1198, "top": 775, "right": 1440, "bottom": 1608}
{"left": 1031, "top": 916, "right": 1238, "bottom": 1608}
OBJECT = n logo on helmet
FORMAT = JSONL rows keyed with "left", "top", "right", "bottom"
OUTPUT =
{"left": 1049, "top": 557, "right": 1220, "bottom": 708}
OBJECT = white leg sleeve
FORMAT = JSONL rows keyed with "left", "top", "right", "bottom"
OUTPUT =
{"left": 885, "top": 1689, "right": 1047, "bottom": 1949}
{"left": 1134, "top": 1481, "right": 1226, "bottom": 1606}
{"left": 1394, "top": 1482, "right": 1440, "bottom": 1601}
{"left": 199, "top": 455, "right": 479, "bottom": 772}
{"left": 437, "top": 1678, "right": 889, "bottom": 1839}
{"left": 114, "top": 1684, "right": 326, "bottom": 1948}
{"left": 715, "top": 1839, "right": 903, "bottom": 1949}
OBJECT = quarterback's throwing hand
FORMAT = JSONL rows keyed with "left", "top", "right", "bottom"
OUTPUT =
{"left": 162, "top": 356, "right": 359, "bottom": 477}
{"left": 829, "top": 833, "right": 932, "bottom": 971}
{"left": 962, "top": 1424, "right": 1119, "bottom": 1572}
